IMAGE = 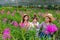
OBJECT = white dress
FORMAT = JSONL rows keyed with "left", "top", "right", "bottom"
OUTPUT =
{"left": 29, "top": 22, "right": 40, "bottom": 37}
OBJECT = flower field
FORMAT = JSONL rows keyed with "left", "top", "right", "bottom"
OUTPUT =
{"left": 0, "top": 7, "right": 60, "bottom": 40}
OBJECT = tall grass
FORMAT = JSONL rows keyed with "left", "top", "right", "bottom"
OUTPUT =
{"left": 0, "top": 7, "right": 59, "bottom": 40}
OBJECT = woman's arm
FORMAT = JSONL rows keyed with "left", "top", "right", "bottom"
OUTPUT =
{"left": 39, "top": 22, "right": 44, "bottom": 29}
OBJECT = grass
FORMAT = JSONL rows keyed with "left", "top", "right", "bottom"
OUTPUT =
{"left": 0, "top": 7, "right": 60, "bottom": 40}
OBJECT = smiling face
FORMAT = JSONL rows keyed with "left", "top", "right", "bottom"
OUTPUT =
{"left": 33, "top": 18, "right": 37, "bottom": 23}
{"left": 22, "top": 15, "right": 29, "bottom": 23}
{"left": 45, "top": 16, "right": 51, "bottom": 23}
{"left": 24, "top": 16, "right": 29, "bottom": 21}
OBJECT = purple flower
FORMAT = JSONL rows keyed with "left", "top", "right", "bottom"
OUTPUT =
{"left": 11, "top": 21, "right": 18, "bottom": 27}
{"left": 46, "top": 24, "right": 58, "bottom": 33}
{"left": 2, "top": 28, "right": 11, "bottom": 40}
{"left": 13, "top": 21, "right": 18, "bottom": 27}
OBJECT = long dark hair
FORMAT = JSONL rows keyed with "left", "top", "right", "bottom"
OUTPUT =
{"left": 22, "top": 15, "right": 29, "bottom": 23}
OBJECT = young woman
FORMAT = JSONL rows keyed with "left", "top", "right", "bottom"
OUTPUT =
{"left": 39, "top": 13, "right": 58, "bottom": 38}
{"left": 31, "top": 14, "right": 40, "bottom": 28}
{"left": 19, "top": 14, "right": 30, "bottom": 29}
{"left": 30, "top": 14, "right": 40, "bottom": 36}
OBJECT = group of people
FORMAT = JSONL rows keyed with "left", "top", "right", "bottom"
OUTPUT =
{"left": 19, "top": 13, "right": 58, "bottom": 38}
{"left": 2, "top": 13, "right": 58, "bottom": 40}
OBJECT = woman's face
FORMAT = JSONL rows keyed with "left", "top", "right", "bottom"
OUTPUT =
{"left": 33, "top": 19, "right": 37, "bottom": 22}
{"left": 45, "top": 17, "right": 50, "bottom": 23}
{"left": 24, "top": 16, "right": 29, "bottom": 21}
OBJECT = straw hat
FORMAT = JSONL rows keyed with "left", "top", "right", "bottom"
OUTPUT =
{"left": 44, "top": 13, "right": 55, "bottom": 22}
{"left": 22, "top": 14, "right": 29, "bottom": 18}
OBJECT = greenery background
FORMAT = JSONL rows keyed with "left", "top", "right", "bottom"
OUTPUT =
{"left": 0, "top": 7, "right": 60, "bottom": 40}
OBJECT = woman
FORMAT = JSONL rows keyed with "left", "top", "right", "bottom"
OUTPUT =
{"left": 30, "top": 14, "right": 40, "bottom": 37}
{"left": 30, "top": 14, "right": 39, "bottom": 28}
{"left": 19, "top": 14, "right": 30, "bottom": 29}
{"left": 39, "top": 13, "right": 58, "bottom": 38}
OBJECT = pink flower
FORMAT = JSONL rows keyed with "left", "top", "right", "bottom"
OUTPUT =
{"left": 10, "top": 21, "right": 14, "bottom": 24}
{"left": 11, "top": 21, "right": 18, "bottom": 27}
{"left": 3, "top": 18, "right": 7, "bottom": 23}
{"left": 14, "top": 10, "right": 16, "bottom": 13}
{"left": 46, "top": 24, "right": 58, "bottom": 33}
{"left": 2, "top": 28, "right": 11, "bottom": 40}
{"left": 13, "top": 21, "right": 18, "bottom": 27}
{"left": 38, "top": 12, "right": 44, "bottom": 17}
{"left": 7, "top": 11, "right": 10, "bottom": 15}
{"left": 1, "top": 10, "right": 4, "bottom": 14}
{"left": 11, "top": 13, "right": 14, "bottom": 16}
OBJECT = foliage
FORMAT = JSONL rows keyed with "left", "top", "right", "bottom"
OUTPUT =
{"left": 0, "top": 7, "right": 60, "bottom": 40}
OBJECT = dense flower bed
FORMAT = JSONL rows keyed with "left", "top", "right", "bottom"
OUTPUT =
{"left": 0, "top": 7, "right": 60, "bottom": 40}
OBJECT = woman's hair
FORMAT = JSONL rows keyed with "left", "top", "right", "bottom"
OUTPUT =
{"left": 33, "top": 14, "right": 38, "bottom": 21}
{"left": 22, "top": 15, "right": 29, "bottom": 23}
{"left": 46, "top": 16, "right": 51, "bottom": 23}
